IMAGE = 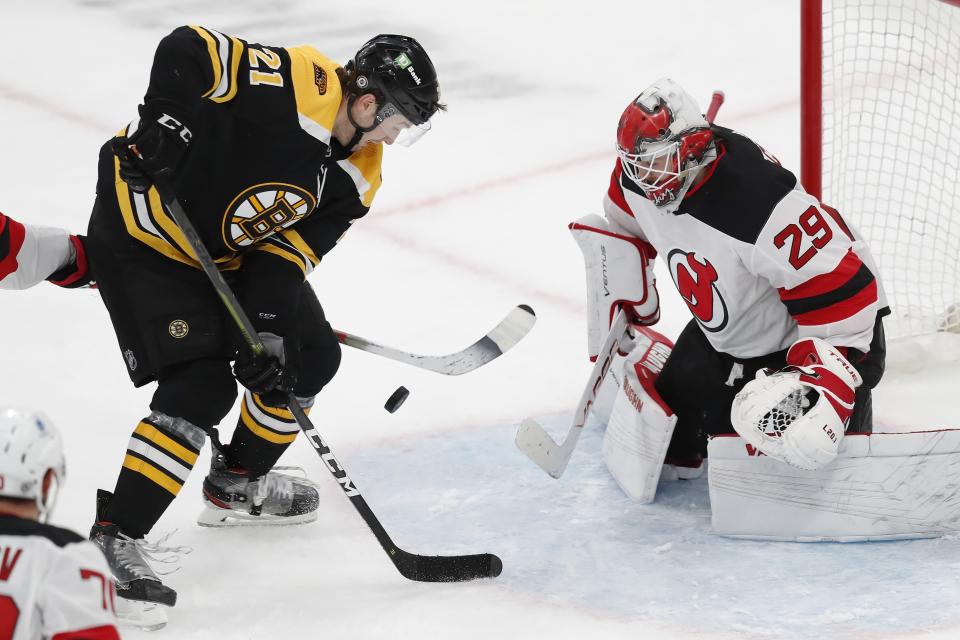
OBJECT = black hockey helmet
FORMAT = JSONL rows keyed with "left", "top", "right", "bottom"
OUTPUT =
{"left": 344, "top": 34, "right": 442, "bottom": 127}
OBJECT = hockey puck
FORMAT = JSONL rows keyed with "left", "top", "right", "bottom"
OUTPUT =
{"left": 384, "top": 386, "right": 410, "bottom": 413}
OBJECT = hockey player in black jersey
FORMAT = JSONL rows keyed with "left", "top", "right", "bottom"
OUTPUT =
{"left": 3, "top": 27, "right": 444, "bottom": 611}
{"left": 571, "top": 78, "right": 889, "bottom": 498}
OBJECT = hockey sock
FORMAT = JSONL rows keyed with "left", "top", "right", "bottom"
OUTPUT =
{"left": 226, "top": 391, "right": 313, "bottom": 478}
{"left": 103, "top": 412, "right": 205, "bottom": 538}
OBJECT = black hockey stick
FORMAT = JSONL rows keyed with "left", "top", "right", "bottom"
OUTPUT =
{"left": 152, "top": 177, "right": 502, "bottom": 582}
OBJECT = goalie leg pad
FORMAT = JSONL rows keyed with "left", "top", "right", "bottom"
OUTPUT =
{"left": 602, "top": 327, "right": 677, "bottom": 503}
{"left": 708, "top": 429, "right": 960, "bottom": 541}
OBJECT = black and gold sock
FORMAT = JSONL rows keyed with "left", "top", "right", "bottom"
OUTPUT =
{"left": 103, "top": 412, "right": 206, "bottom": 538}
{"left": 227, "top": 391, "right": 313, "bottom": 477}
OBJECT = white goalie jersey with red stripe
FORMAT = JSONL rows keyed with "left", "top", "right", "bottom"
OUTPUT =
{"left": 603, "top": 127, "right": 888, "bottom": 358}
{"left": 0, "top": 516, "right": 120, "bottom": 640}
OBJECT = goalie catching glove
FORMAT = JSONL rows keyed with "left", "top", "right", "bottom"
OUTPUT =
{"left": 569, "top": 214, "right": 660, "bottom": 360}
{"left": 730, "top": 337, "right": 862, "bottom": 470}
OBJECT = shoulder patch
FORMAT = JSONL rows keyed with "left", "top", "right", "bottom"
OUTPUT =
{"left": 287, "top": 46, "right": 343, "bottom": 144}
{"left": 0, "top": 514, "right": 85, "bottom": 547}
{"left": 313, "top": 63, "right": 327, "bottom": 95}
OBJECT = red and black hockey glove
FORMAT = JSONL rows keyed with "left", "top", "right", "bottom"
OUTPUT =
{"left": 113, "top": 103, "right": 193, "bottom": 194}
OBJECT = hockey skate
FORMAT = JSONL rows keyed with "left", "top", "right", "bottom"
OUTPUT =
{"left": 198, "top": 452, "right": 319, "bottom": 527}
{"left": 90, "top": 490, "right": 185, "bottom": 630}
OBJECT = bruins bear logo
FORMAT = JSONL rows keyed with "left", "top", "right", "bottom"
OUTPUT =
{"left": 222, "top": 183, "right": 316, "bottom": 250}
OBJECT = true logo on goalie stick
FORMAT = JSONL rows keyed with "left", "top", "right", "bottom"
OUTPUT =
{"left": 667, "top": 249, "right": 728, "bottom": 332}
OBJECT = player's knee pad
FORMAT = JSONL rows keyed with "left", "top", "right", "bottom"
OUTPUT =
{"left": 569, "top": 214, "right": 660, "bottom": 360}
{"left": 151, "top": 358, "right": 237, "bottom": 428}
{"left": 144, "top": 410, "right": 208, "bottom": 453}
{"left": 602, "top": 326, "right": 678, "bottom": 503}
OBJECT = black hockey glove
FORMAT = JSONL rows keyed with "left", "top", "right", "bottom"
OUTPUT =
{"left": 233, "top": 332, "right": 297, "bottom": 404}
{"left": 112, "top": 104, "right": 193, "bottom": 193}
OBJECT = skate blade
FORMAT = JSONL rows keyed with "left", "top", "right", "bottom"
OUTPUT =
{"left": 116, "top": 598, "right": 169, "bottom": 631}
{"left": 197, "top": 505, "right": 318, "bottom": 528}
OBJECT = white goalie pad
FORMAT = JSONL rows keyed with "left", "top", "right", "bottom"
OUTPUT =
{"left": 569, "top": 214, "right": 659, "bottom": 360}
{"left": 602, "top": 327, "right": 677, "bottom": 503}
{"left": 708, "top": 429, "right": 960, "bottom": 541}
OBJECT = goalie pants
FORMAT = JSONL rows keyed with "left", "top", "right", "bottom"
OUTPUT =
{"left": 656, "top": 317, "right": 886, "bottom": 460}
{"left": 86, "top": 195, "right": 341, "bottom": 537}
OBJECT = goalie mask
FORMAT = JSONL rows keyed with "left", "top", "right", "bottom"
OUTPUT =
{"left": 0, "top": 407, "right": 66, "bottom": 521}
{"left": 616, "top": 78, "right": 716, "bottom": 208}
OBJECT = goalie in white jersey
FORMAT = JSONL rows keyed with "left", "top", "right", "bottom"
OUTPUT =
{"left": 0, "top": 408, "right": 121, "bottom": 640}
{"left": 575, "top": 78, "right": 888, "bottom": 485}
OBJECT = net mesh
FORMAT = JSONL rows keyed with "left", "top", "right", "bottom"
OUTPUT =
{"left": 821, "top": 0, "right": 960, "bottom": 338}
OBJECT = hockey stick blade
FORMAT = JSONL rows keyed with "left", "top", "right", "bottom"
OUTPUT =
{"left": 393, "top": 549, "right": 503, "bottom": 582}
{"left": 515, "top": 417, "right": 570, "bottom": 478}
{"left": 335, "top": 304, "right": 536, "bottom": 375}
{"left": 515, "top": 309, "right": 629, "bottom": 478}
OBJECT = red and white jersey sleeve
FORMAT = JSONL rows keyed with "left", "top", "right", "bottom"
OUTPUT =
{"left": 0, "top": 213, "right": 76, "bottom": 291}
{"left": 0, "top": 516, "right": 120, "bottom": 640}
{"left": 750, "top": 188, "right": 885, "bottom": 352}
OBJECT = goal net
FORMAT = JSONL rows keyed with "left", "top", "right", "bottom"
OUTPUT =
{"left": 801, "top": 0, "right": 960, "bottom": 342}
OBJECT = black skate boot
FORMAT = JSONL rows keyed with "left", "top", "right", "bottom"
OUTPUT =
{"left": 198, "top": 451, "right": 319, "bottom": 527}
{"left": 89, "top": 490, "right": 183, "bottom": 629}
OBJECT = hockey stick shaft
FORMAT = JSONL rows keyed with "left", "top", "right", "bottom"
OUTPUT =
{"left": 332, "top": 304, "right": 536, "bottom": 375}
{"left": 153, "top": 179, "right": 501, "bottom": 582}
{"left": 515, "top": 308, "right": 629, "bottom": 478}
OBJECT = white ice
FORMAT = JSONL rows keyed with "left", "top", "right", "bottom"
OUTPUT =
{"left": 1, "top": 1, "right": 958, "bottom": 639}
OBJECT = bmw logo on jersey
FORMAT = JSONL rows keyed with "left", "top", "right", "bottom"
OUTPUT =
{"left": 222, "top": 183, "right": 317, "bottom": 250}
{"left": 667, "top": 249, "right": 729, "bottom": 332}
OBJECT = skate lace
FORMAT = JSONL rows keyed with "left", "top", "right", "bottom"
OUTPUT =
{"left": 116, "top": 530, "right": 193, "bottom": 578}
{"left": 252, "top": 466, "right": 308, "bottom": 503}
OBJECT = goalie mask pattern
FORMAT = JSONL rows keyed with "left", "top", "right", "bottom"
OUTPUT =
{"left": 616, "top": 78, "right": 716, "bottom": 207}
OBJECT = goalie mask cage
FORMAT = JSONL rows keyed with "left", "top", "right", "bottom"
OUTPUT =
{"left": 801, "top": 0, "right": 960, "bottom": 339}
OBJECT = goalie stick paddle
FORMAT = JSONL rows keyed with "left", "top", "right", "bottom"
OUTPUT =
{"left": 153, "top": 178, "right": 502, "bottom": 582}
{"left": 515, "top": 308, "right": 630, "bottom": 478}
{"left": 333, "top": 305, "right": 536, "bottom": 375}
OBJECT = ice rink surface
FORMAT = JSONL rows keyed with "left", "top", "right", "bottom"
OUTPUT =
{"left": 1, "top": 1, "right": 958, "bottom": 638}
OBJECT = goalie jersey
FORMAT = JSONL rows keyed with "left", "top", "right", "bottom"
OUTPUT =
{"left": 603, "top": 127, "right": 888, "bottom": 358}
{"left": 0, "top": 516, "right": 120, "bottom": 640}
{"left": 97, "top": 25, "right": 382, "bottom": 287}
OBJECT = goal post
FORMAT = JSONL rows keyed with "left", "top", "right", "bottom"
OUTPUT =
{"left": 800, "top": 0, "right": 960, "bottom": 339}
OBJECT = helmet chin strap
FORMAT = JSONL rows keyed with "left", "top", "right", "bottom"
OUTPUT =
{"left": 344, "top": 94, "right": 376, "bottom": 150}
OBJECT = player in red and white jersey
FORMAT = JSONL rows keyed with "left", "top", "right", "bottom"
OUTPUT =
{"left": 0, "top": 408, "right": 121, "bottom": 640}
{"left": 574, "top": 78, "right": 889, "bottom": 473}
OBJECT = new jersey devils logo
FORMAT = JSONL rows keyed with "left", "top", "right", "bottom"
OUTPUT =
{"left": 667, "top": 249, "right": 728, "bottom": 332}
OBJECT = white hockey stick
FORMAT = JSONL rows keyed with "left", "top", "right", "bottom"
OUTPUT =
{"left": 333, "top": 305, "right": 536, "bottom": 376}
{"left": 515, "top": 308, "right": 630, "bottom": 478}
